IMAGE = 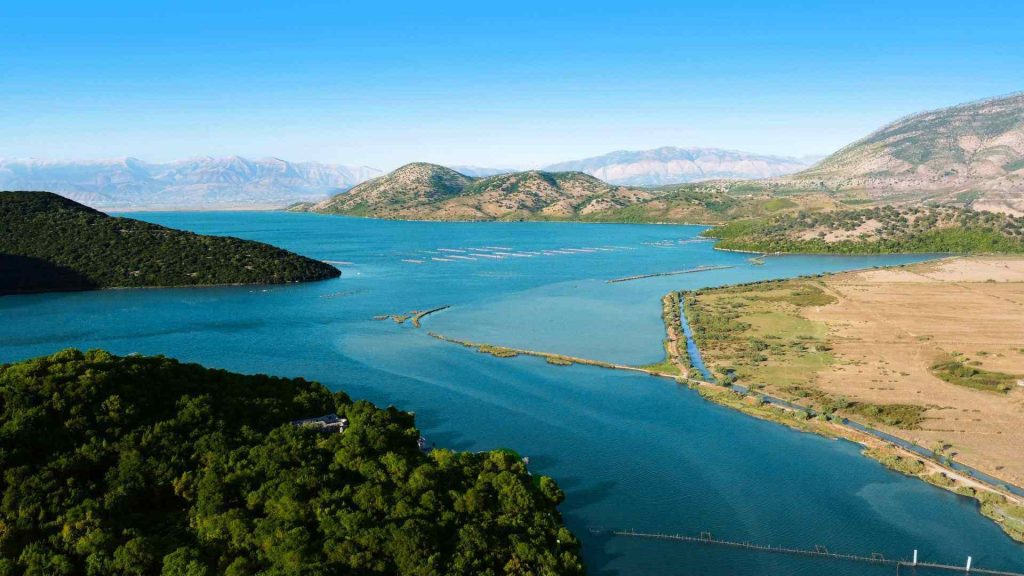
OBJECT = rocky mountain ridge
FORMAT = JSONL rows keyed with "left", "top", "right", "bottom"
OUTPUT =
{"left": 544, "top": 146, "right": 814, "bottom": 185}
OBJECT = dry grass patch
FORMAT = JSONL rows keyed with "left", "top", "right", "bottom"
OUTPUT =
{"left": 684, "top": 257, "right": 1024, "bottom": 485}
{"left": 805, "top": 256, "right": 1024, "bottom": 485}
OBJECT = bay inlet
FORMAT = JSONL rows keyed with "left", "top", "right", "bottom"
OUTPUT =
{"left": 1, "top": 212, "right": 1019, "bottom": 575}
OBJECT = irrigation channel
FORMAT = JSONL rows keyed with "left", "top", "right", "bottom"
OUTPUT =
{"left": 611, "top": 530, "right": 1024, "bottom": 575}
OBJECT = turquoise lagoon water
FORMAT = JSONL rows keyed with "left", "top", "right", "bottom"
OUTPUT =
{"left": 1, "top": 212, "right": 1021, "bottom": 575}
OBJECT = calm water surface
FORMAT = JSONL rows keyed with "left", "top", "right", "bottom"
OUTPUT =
{"left": 2, "top": 212, "right": 1021, "bottom": 575}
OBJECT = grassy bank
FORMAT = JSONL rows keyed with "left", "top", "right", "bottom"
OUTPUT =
{"left": 640, "top": 292, "right": 689, "bottom": 377}
{"left": 674, "top": 272, "right": 1024, "bottom": 543}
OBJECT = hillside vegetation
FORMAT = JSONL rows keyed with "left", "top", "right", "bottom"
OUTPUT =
{"left": 0, "top": 192, "right": 339, "bottom": 294}
{"left": 0, "top": 349, "right": 582, "bottom": 576}
{"left": 579, "top": 182, "right": 839, "bottom": 223}
{"left": 302, "top": 163, "right": 655, "bottom": 221}
{"left": 300, "top": 163, "right": 835, "bottom": 224}
{"left": 706, "top": 206, "right": 1024, "bottom": 254}
{"left": 776, "top": 92, "right": 1024, "bottom": 215}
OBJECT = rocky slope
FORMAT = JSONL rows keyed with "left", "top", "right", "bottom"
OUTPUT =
{"left": 306, "top": 162, "right": 655, "bottom": 220}
{"left": 544, "top": 146, "right": 813, "bottom": 185}
{"left": 780, "top": 93, "right": 1024, "bottom": 214}
{"left": 0, "top": 156, "right": 381, "bottom": 209}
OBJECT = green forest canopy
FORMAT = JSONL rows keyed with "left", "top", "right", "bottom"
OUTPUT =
{"left": 0, "top": 349, "right": 582, "bottom": 575}
{"left": 0, "top": 192, "right": 340, "bottom": 294}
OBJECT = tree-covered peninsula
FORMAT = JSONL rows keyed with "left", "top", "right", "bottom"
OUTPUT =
{"left": 0, "top": 192, "right": 340, "bottom": 295}
{"left": 0, "top": 349, "right": 582, "bottom": 575}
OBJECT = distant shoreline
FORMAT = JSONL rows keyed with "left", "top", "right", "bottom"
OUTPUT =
{"left": 109, "top": 204, "right": 286, "bottom": 213}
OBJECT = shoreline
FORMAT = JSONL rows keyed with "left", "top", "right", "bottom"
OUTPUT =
{"left": 108, "top": 207, "right": 1022, "bottom": 260}
{"left": 287, "top": 209, "right": 719, "bottom": 227}
{"left": 670, "top": 268, "right": 1024, "bottom": 542}
{"left": 420, "top": 298, "right": 1024, "bottom": 544}
{"left": 293, "top": 211, "right": 1016, "bottom": 260}
{"left": 427, "top": 332, "right": 676, "bottom": 377}
{"left": 0, "top": 275, "right": 340, "bottom": 298}
{"left": 109, "top": 205, "right": 287, "bottom": 213}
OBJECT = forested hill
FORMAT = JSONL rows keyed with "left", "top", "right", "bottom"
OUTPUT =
{"left": 706, "top": 206, "right": 1024, "bottom": 254}
{"left": 0, "top": 349, "right": 583, "bottom": 575}
{"left": 0, "top": 191, "right": 339, "bottom": 294}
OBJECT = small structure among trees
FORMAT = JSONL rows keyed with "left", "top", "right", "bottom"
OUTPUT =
{"left": 290, "top": 413, "right": 349, "bottom": 433}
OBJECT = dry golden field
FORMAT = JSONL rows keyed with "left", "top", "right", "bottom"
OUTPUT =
{"left": 685, "top": 256, "right": 1024, "bottom": 486}
{"left": 805, "top": 257, "right": 1024, "bottom": 485}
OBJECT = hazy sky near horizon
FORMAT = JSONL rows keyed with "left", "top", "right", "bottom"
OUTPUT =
{"left": 2, "top": 1, "right": 1022, "bottom": 170}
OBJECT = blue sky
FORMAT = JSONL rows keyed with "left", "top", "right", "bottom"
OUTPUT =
{"left": 1, "top": 1, "right": 1021, "bottom": 170}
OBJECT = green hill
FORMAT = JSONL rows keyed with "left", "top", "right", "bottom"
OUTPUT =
{"left": 0, "top": 349, "right": 583, "bottom": 576}
{"left": 0, "top": 192, "right": 340, "bottom": 295}
{"left": 302, "top": 162, "right": 657, "bottom": 221}
{"left": 297, "top": 163, "right": 843, "bottom": 224}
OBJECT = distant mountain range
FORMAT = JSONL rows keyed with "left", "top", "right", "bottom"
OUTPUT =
{"left": 9, "top": 92, "right": 1024, "bottom": 215}
{"left": 0, "top": 149, "right": 809, "bottom": 210}
{"left": 779, "top": 92, "right": 1024, "bottom": 214}
{"left": 0, "top": 157, "right": 382, "bottom": 209}
{"left": 543, "top": 147, "right": 815, "bottom": 185}
{"left": 445, "top": 165, "right": 515, "bottom": 177}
